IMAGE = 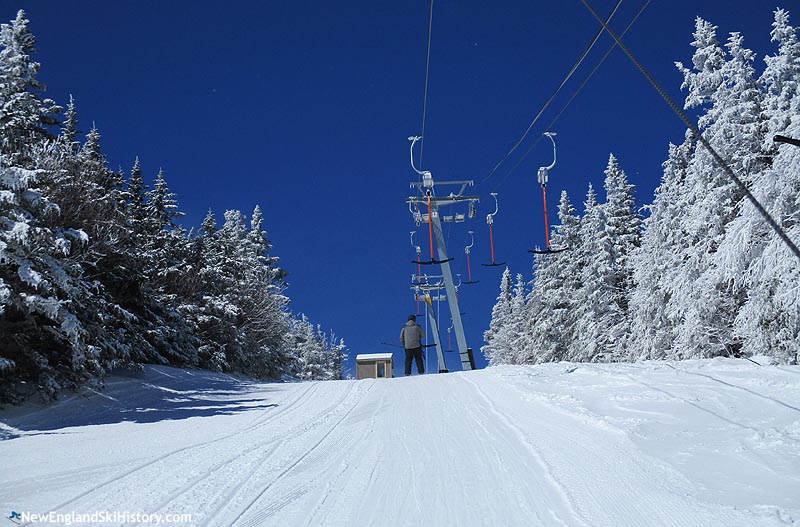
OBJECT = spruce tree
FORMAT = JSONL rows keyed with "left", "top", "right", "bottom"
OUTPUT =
{"left": 732, "top": 9, "right": 800, "bottom": 362}
{"left": 59, "top": 95, "right": 79, "bottom": 153}
{"left": 127, "top": 157, "right": 147, "bottom": 231}
{"left": 145, "top": 168, "right": 182, "bottom": 232}
{"left": 572, "top": 182, "right": 622, "bottom": 362}
{"left": 600, "top": 154, "right": 642, "bottom": 359}
{"left": 0, "top": 10, "right": 60, "bottom": 166}
{"left": 524, "top": 191, "right": 581, "bottom": 363}
{"left": 482, "top": 267, "right": 513, "bottom": 365}
{"left": 629, "top": 132, "right": 697, "bottom": 359}
{"left": 672, "top": 22, "right": 766, "bottom": 358}
{"left": 0, "top": 150, "right": 94, "bottom": 401}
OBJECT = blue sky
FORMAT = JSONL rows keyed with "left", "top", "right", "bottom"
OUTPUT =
{"left": 8, "top": 1, "right": 781, "bottom": 375}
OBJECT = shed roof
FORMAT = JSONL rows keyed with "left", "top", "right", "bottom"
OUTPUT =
{"left": 356, "top": 353, "right": 394, "bottom": 361}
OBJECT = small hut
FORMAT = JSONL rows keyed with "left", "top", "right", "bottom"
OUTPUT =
{"left": 356, "top": 353, "right": 394, "bottom": 379}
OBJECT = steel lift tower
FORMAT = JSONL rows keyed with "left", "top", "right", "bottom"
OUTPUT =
{"left": 407, "top": 137, "right": 479, "bottom": 371}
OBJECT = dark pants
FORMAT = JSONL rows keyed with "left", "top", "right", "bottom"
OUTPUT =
{"left": 404, "top": 347, "right": 424, "bottom": 376}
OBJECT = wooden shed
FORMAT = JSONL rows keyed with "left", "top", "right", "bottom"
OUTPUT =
{"left": 356, "top": 353, "right": 394, "bottom": 379}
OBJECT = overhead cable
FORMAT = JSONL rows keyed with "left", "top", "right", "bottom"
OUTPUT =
{"left": 479, "top": 0, "right": 623, "bottom": 186}
{"left": 496, "top": 0, "right": 651, "bottom": 189}
{"left": 419, "top": 0, "right": 435, "bottom": 171}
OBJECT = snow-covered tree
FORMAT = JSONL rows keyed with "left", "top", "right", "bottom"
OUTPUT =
{"left": 0, "top": 149, "right": 97, "bottom": 401}
{"left": 145, "top": 168, "right": 182, "bottom": 232}
{"left": 671, "top": 21, "right": 767, "bottom": 358}
{"left": 759, "top": 9, "right": 800, "bottom": 150}
{"left": 0, "top": 10, "right": 60, "bottom": 166}
{"left": 59, "top": 94, "right": 79, "bottom": 153}
{"left": 603, "top": 154, "right": 642, "bottom": 310}
{"left": 237, "top": 206, "right": 291, "bottom": 377}
{"left": 572, "top": 182, "right": 622, "bottom": 362}
{"left": 730, "top": 9, "right": 800, "bottom": 362}
{"left": 249, "top": 204, "right": 286, "bottom": 282}
{"left": 523, "top": 191, "right": 582, "bottom": 363}
{"left": 503, "top": 273, "right": 527, "bottom": 362}
{"left": 629, "top": 132, "right": 697, "bottom": 359}
{"left": 127, "top": 157, "right": 147, "bottom": 230}
{"left": 482, "top": 267, "right": 513, "bottom": 365}
{"left": 289, "top": 314, "right": 347, "bottom": 380}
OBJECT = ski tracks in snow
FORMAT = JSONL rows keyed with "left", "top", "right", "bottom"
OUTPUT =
{"left": 224, "top": 380, "right": 377, "bottom": 527}
{"left": 13, "top": 381, "right": 323, "bottom": 526}
{"left": 5, "top": 361, "right": 798, "bottom": 526}
{"left": 665, "top": 362, "right": 800, "bottom": 416}
{"left": 475, "top": 366, "right": 794, "bottom": 526}
{"left": 461, "top": 374, "right": 590, "bottom": 527}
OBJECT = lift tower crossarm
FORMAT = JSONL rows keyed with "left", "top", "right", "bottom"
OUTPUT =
{"left": 412, "top": 282, "right": 446, "bottom": 293}
{"left": 406, "top": 195, "right": 480, "bottom": 208}
{"left": 410, "top": 179, "right": 475, "bottom": 198}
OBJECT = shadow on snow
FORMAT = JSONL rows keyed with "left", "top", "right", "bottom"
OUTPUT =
{"left": 0, "top": 365, "right": 283, "bottom": 440}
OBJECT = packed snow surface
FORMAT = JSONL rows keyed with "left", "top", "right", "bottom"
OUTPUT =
{"left": 1, "top": 359, "right": 799, "bottom": 526}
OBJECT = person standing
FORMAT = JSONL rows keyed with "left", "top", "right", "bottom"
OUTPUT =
{"left": 400, "top": 314, "right": 425, "bottom": 376}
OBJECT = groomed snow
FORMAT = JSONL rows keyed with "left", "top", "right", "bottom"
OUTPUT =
{"left": 1, "top": 359, "right": 798, "bottom": 526}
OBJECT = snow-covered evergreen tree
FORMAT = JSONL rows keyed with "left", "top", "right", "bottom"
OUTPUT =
{"left": 292, "top": 315, "right": 325, "bottom": 380}
{"left": 289, "top": 314, "right": 347, "bottom": 380}
{"left": 0, "top": 10, "right": 60, "bottom": 166}
{"left": 237, "top": 206, "right": 291, "bottom": 377}
{"left": 731, "top": 9, "right": 800, "bottom": 362}
{"left": 145, "top": 168, "right": 182, "bottom": 231}
{"left": 249, "top": 204, "right": 286, "bottom": 282}
{"left": 629, "top": 132, "right": 697, "bottom": 359}
{"left": 523, "top": 191, "right": 582, "bottom": 363}
{"left": 142, "top": 169, "right": 188, "bottom": 303}
{"left": 503, "top": 273, "right": 527, "bottom": 362}
{"left": 482, "top": 267, "right": 513, "bottom": 365}
{"left": 127, "top": 157, "right": 147, "bottom": 231}
{"left": 0, "top": 149, "right": 96, "bottom": 401}
{"left": 600, "top": 154, "right": 642, "bottom": 359}
{"left": 59, "top": 95, "right": 79, "bottom": 154}
{"left": 572, "top": 182, "right": 622, "bottom": 362}
{"left": 671, "top": 21, "right": 767, "bottom": 358}
{"left": 326, "top": 333, "right": 347, "bottom": 380}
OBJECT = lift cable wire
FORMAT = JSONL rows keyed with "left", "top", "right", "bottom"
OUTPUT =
{"left": 580, "top": 0, "right": 800, "bottom": 263}
{"left": 495, "top": 0, "right": 651, "bottom": 190}
{"left": 479, "top": 0, "right": 623, "bottom": 187}
{"left": 418, "top": 0, "right": 435, "bottom": 172}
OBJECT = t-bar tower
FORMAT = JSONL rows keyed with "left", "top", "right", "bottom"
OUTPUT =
{"left": 406, "top": 136, "right": 479, "bottom": 371}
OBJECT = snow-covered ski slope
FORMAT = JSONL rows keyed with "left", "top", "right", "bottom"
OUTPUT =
{"left": 1, "top": 359, "right": 798, "bottom": 526}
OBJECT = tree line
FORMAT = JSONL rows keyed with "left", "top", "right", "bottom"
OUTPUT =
{"left": 0, "top": 10, "right": 345, "bottom": 403}
{"left": 484, "top": 10, "right": 800, "bottom": 366}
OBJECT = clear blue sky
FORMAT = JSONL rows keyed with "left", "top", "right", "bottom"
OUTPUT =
{"left": 7, "top": 1, "right": 780, "bottom": 375}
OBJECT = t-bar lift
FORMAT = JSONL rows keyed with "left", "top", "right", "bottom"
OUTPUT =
{"left": 530, "top": 132, "right": 567, "bottom": 255}
{"left": 406, "top": 136, "right": 479, "bottom": 371}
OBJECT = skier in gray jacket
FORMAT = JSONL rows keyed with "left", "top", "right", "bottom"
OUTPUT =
{"left": 400, "top": 314, "right": 425, "bottom": 376}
